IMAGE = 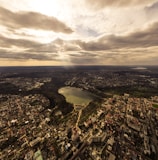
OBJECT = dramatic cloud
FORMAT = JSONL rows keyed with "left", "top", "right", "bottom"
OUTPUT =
{"left": 0, "top": 0, "right": 158, "bottom": 66}
{"left": 0, "top": 6, "right": 73, "bottom": 33}
{"left": 86, "top": 0, "right": 156, "bottom": 9}
{"left": 28, "top": 39, "right": 81, "bottom": 53}
{"left": 69, "top": 51, "right": 99, "bottom": 64}
{"left": 0, "top": 34, "right": 41, "bottom": 48}
{"left": 77, "top": 22, "right": 158, "bottom": 51}
{"left": 0, "top": 49, "right": 58, "bottom": 61}
{"left": 0, "top": 34, "right": 79, "bottom": 54}
{"left": 1, "top": 20, "right": 158, "bottom": 65}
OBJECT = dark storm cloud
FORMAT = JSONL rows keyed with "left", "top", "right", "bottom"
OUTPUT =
{"left": 64, "top": 45, "right": 81, "bottom": 51}
{"left": 0, "top": 6, "right": 73, "bottom": 33}
{"left": 68, "top": 51, "right": 100, "bottom": 64}
{"left": 0, "top": 34, "right": 78, "bottom": 54}
{"left": 38, "top": 38, "right": 81, "bottom": 52}
{"left": 27, "top": 20, "right": 158, "bottom": 54}
{"left": 107, "top": 22, "right": 158, "bottom": 48}
{"left": 1, "top": 21, "right": 158, "bottom": 63}
{"left": 79, "top": 52, "right": 97, "bottom": 57}
{"left": 70, "top": 57, "right": 98, "bottom": 64}
{"left": 77, "top": 22, "right": 158, "bottom": 51}
{"left": 85, "top": 0, "right": 156, "bottom": 9}
{"left": 0, "top": 35, "right": 59, "bottom": 61}
{"left": 28, "top": 43, "right": 58, "bottom": 53}
{"left": 0, "top": 34, "right": 41, "bottom": 48}
{"left": 77, "top": 40, "right": 110, "bottom": 51}
{"left": 69, "top": 52, "right": 97, "bottom": 58}
{"left": 0, "top": 49, "right": 58, "bottom": 61}
{"left": 69, "top": 52, "right": 99, "bottom": 64}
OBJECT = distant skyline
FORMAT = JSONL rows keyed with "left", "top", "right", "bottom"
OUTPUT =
{"left": 0, "top": 0, "right": 158, "bottom": 66}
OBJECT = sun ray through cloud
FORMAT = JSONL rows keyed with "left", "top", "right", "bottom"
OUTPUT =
{"left": 0, "top": 0, "right": 158, "bottom": 66}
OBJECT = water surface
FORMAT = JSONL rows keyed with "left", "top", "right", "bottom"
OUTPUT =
{"left": 58, "top": 86, "right": 94, "bottom": 106}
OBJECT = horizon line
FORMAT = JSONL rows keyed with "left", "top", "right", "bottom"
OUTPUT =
{"left": 0, "top": 65, "right": 158, "bottom": 67}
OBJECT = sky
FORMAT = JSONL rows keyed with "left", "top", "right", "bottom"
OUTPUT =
{"left": 0, "top": 0, "right": 158, "bottom": 66}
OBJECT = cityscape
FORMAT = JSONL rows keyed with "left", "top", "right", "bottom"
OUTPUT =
{"left": 0, "top": 0, "right": 158, "bottom": 159}
{"left": 0, "top": 66, "right": 158, "bottom": 160}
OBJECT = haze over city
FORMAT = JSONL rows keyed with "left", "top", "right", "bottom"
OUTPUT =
{"left": 0, "top": 0, "right": 158, "bottom": 66}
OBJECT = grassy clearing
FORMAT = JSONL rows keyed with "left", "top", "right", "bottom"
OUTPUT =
{"left": 152, "top": 104, "right": 158, "bottom": 108}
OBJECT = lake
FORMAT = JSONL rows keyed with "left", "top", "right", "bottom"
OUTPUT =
{"left": 58, "top": 86, "right": 94, "bottom": 106}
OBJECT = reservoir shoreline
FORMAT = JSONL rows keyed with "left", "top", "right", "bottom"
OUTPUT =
{"left": 58, "top": 86, "right": 94, "bottom": 107}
